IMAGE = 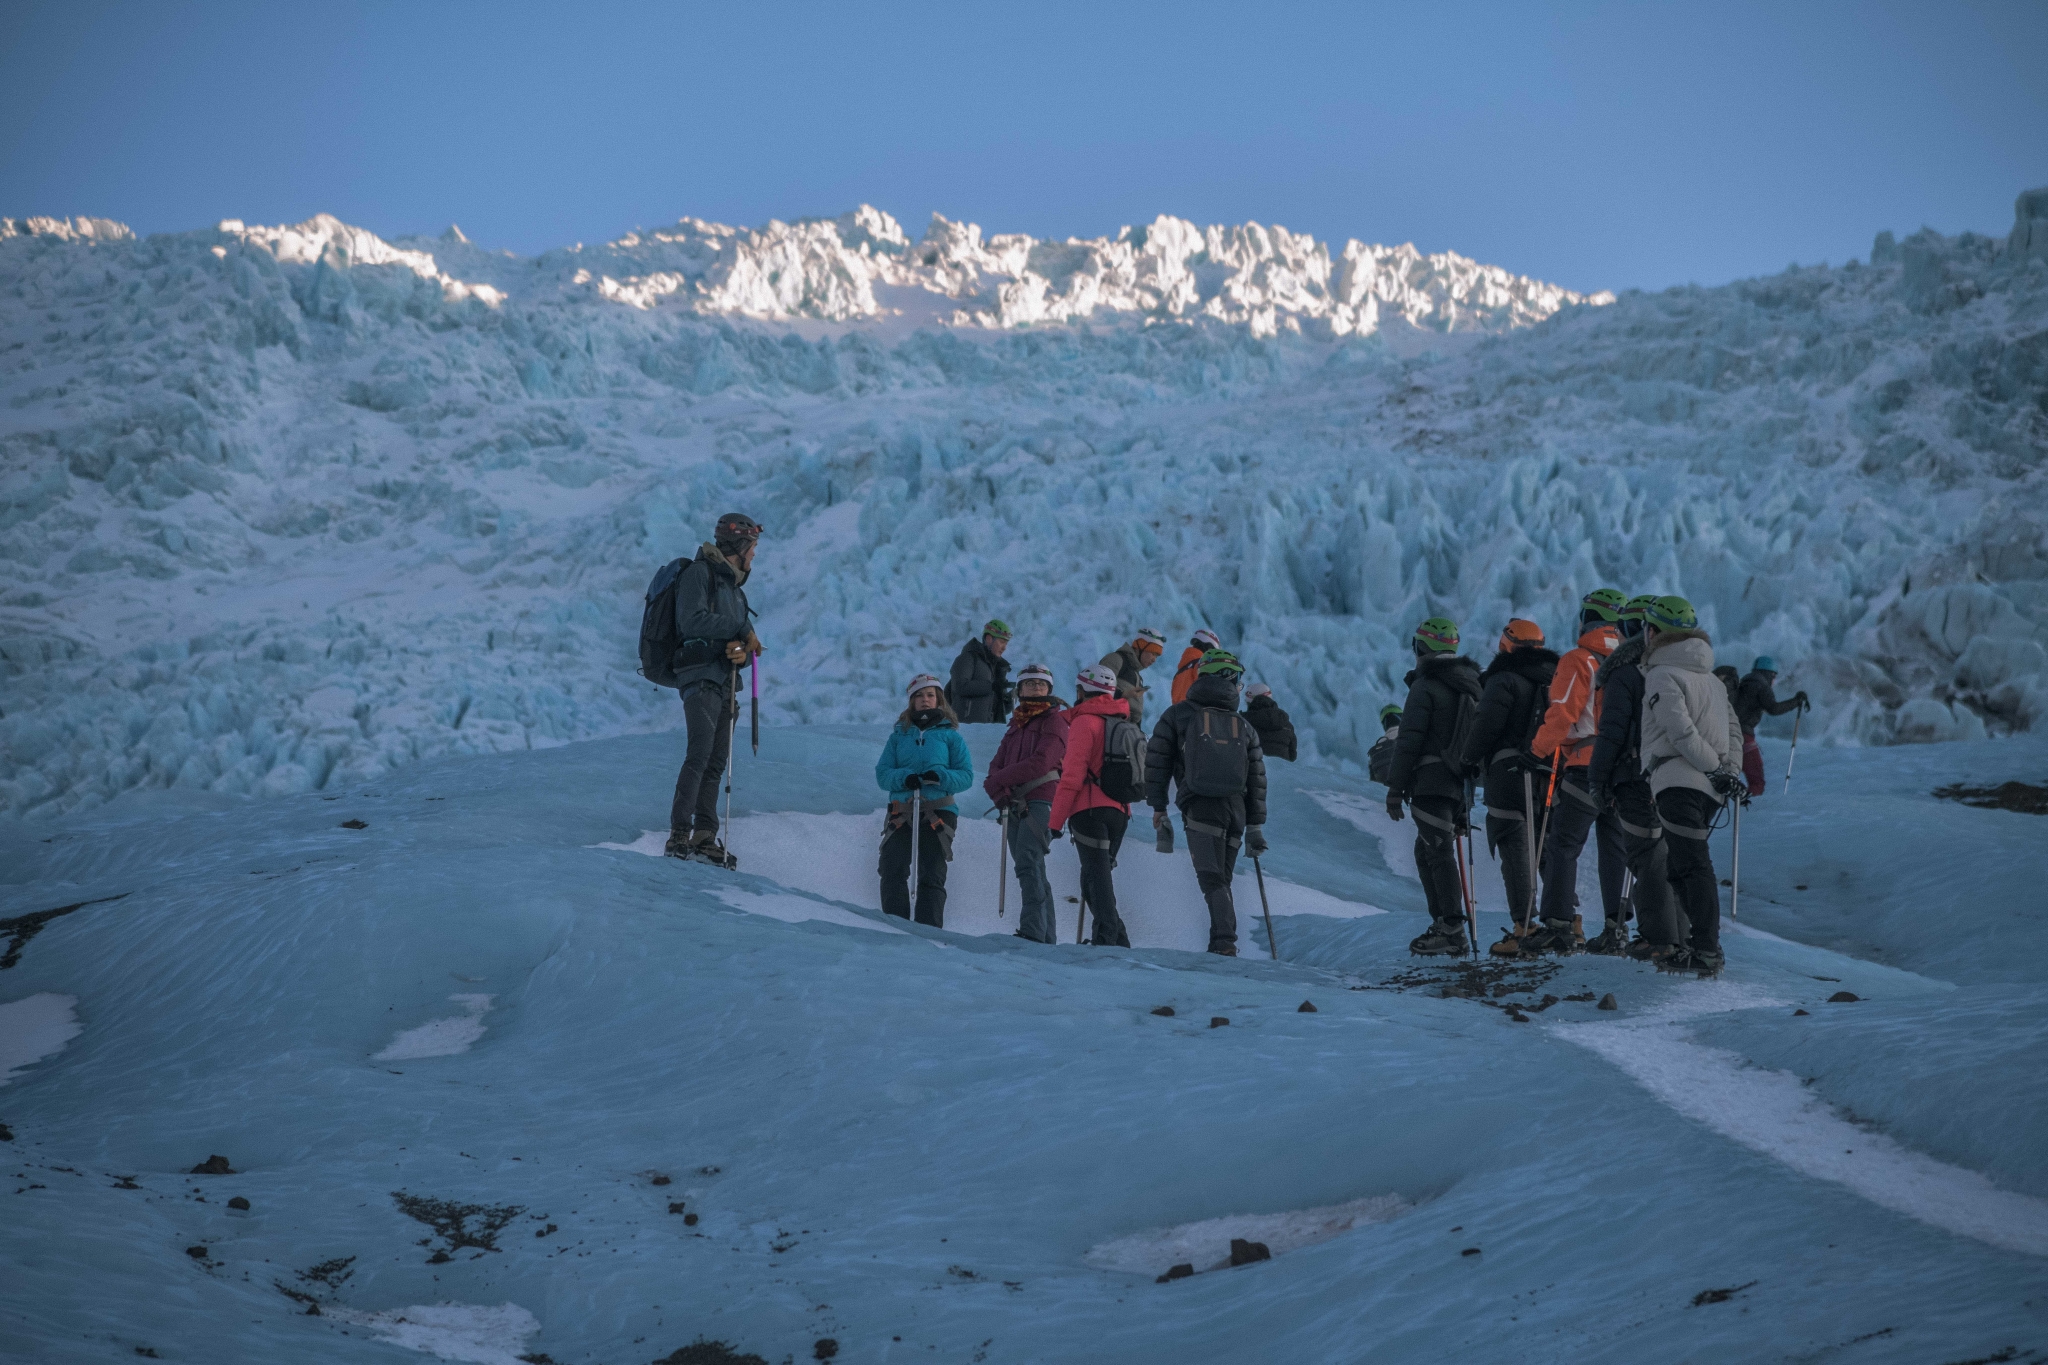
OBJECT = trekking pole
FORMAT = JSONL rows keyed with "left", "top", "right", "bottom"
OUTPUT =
{"left": 1453, "top": 826, "right": 1478, "bottom": 956}
{"left": 1783, "top": 707, "right": 1802, "bottom": 793}
{"left": 723, "top": 666, "right": 738, "bottom": 864}
{"left": 1522, "top": 770, "right": 1539, "bottom": 937}
{"left": 996, "top": 811, "right": 1008, "bottom": 920}
{"left": 1253, "top": 855, "right": 1278, "bottom": 961}
{"left": 1729, "top": 797, "right": 1741, "bottom": 921}
{"left": 750, "top": 657, "right": 759, "bottom": 756}
{"left": 909, "top": 784, "right": 922, "bottom": 924}
{"left": 1076, "top": 888, "right": 1088, "bottom": 946}
{"left": 1531, "top": 762, "right": 1561, "bottom": 930}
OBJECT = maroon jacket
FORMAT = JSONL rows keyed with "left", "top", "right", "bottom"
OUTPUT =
{"left": 983, "top": 700, "right": 1070, "bottom": 809}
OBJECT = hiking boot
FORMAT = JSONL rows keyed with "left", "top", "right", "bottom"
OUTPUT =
{"left": 1207, "top": 942, "right": 1239, "bottom": 958}
{"left": 1409, "top": 920, "right": 1467, "bottom": 956}
{"left": 1582, "top": 926, "right": 1627, "bottom": 956}
{"left": 1521, "top": 919, "right": 1579, "bottom": 955}
{"left": 689, "top": 831, "right": 737, "bottom": 869}
{"left": 1488, "top": 926, "right": 1530, "bottom": 958}
{"left": 663, "top": 829, "right": 693, "bottom": 858}
{"left": 1687, "top": 947, "right": 1725, "bottom": 976}
{"left": 1624, "top": 937, "right": 1663, "bottom": 961}
{"left": 1652, "top": 946, "right": 1696, "bottom": 972}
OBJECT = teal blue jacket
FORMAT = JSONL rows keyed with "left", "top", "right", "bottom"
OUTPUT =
{"left": 875, "top": 720, "right": 975, "bottom": 806}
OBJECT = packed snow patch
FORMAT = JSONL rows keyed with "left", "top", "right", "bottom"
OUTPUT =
{"left": 0, "top": 993, "right": 80, "bottom": 1086}
{"left": 1308, "top": 789, "right": 1417, "bottom": 881}
{"left": 1561, "top": 1008, "right": 2048, "bottom": 1257}
{"left": 1086, "top": 1193, "right": 1413, "bottom": 1276}
{"left": 320, "top": 1301, "right": 539, "bottom": 1364}
{"left": 711, "top": 887, "right": 909, "bottom": 937}
{"left": 373, "top": 994, "right": 494, "bottom": 1061}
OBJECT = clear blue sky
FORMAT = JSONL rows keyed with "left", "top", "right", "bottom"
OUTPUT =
{"left": 3, "top": 0, "right": 2042, "bottom": 293}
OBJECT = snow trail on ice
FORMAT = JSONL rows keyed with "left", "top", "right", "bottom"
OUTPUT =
{"left": 373, "top": 994, "right": 494, "bottom": 1061}
{"left": 0, "top": 992, "right": 80, "bottom": 1085}
{"left": 711, "top": 887, "right": 909, "bottom": 936}
{"left": 1086, "top": 1193, "right": 1413, "bottom": 1275}
{"left": 1561, "top": 1003, "right": 2048, "bottom": 1257}
{"left": 320, "top": 1302, "right": 539, "bottom": 1364}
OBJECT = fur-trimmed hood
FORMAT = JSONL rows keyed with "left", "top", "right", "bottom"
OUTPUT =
{"left": 1594, "top": 633, "right": 1644, "bottom": 691}
{"left": 1481, "top": 645, "right": 1559, "bottom": 684}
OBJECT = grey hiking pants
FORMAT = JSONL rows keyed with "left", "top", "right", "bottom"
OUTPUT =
{"left": 1007, "top": 800, "right": 1057, "bottom": 944}
{"left": 670, "top": 679, "right": 735, "bottom": 835}
{"left": 1410, "top": 796, "right": 1466, "bottom": 929}
{"left": 1181, "top": 795, "right": 1244, "bottom": 953}
{"left": 1613, "top": 780, "right": 1680, "bottom": 945}
{"left": 1539, "top": 769, "right": 1627, "bottom": 931}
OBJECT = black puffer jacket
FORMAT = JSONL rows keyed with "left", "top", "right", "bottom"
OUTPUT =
{"left": 947, "top": 637, "right": 1011, "bottom": 724}
{"left": 1462, "top": 646, "right": 1558, "bottom": 810}
{"left": 671, "top": 543, "right": 753, "bottom": 692}
{"left": 1588, "top": 634, "right": 1649, "bottom": 793}
{"left": 1735, "top": 671, "right": 1801, "bottom": 734}
{"left": 1246, "top": 695, "right": 1297, "bottom": 762}
{"left": 1387, "top": 654, "right": 1483, "bottom": 802}
{"left": 1144, "top": 673, "right": 1268, "bottom": 824}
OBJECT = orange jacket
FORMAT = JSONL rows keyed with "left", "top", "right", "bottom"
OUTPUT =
{"left": 1531, "top": 624, "right": 1621, "bottom": 768}
{"left": 1170, "top": 645, "right": 1205, "bottom": 706}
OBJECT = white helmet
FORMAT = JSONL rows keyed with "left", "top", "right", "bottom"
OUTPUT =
{"left": 1016, "top": 663, "right": 1055, "bottom": 688}
{"left": 1076, "top": 664, "right": 1118, "bottom": 695}
{"left": 906, "top": 673, "right": 943, "bottom": 696}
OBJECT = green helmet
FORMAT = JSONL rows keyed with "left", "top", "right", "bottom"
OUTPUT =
{"left": 983, "top": 619, "right": 1012, "bottom": 641}
{"left": 1378, "top": 703, "right": 1404, "bottom": 729}
{"left": 1643, "top": 595, "right": 1699, "bottom": 632}
{"left": 1620, "top": 593, "right": 1658, "bottom": 620}
{"left": 1197, "top": 648, "right": 1244, "bottom": 677}
{"left": 1581, "top": 587, "right": 1627, "bottom": 623}
{"left": 1412, "top": 617, "right": 1460, "bottom": 654}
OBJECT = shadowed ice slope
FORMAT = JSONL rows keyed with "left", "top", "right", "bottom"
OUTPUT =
{"left": 1, "top": 724, "right": 2043, "bottom": 1363}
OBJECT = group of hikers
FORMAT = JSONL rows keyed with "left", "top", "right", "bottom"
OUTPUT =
{"left": 644, "top": 515, "right": 1806, "bottom": 972}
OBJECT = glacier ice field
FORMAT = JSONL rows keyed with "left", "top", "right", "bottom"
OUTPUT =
{"left": 1, "top": 195, "right": 2046, "bottom": 1361}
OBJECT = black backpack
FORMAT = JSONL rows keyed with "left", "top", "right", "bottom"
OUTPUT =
{"left": 1367, "top": 734, "right": 1395, "bottom": 786}
{"left": 1445, "top": 691, "right": 1481, "bottom": 778}
{"left": 1183, "top": 707, "right": 1251, "bottom": 798}
{"left": 639, "top": 557, "right": 689, "bottom": 687}
{"left": 1096, "top": 715, "right": 1150, "bottom": 804}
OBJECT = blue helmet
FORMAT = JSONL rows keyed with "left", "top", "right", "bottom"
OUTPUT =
{"left": 1753, "top": 656, "right": 1778, "bottom": 673}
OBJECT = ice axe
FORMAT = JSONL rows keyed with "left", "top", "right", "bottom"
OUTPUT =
{"left": 909, "top": 782, "right": 923, "bottom": 925}
{"left": 750, "top": 657, "right": 759, "bottom": 756}
{"left": 1253, "top": 855, "right": 1278, "bottom": 961}
{"left": 996, "top": 809, "right": 1009, "bottom": 920}
{"left": 1730, "top": 795, "right": 1742, "bottom": 920}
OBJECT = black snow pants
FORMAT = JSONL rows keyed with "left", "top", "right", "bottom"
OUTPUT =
{"left": 1655, "top": 786, "right": 1722, "bottom": 954}
{"left": 1410, "top": 796, "right": 1467, "bottom": 930}
{"left": 1613, "top": 780, "right": 1680, "bottom": 945}
{"left": 1069, "top": 808, "right": 1131, "bottom": 948}
{"left": 1181, "top": 795, "right": 1244, "bottom": 953}
{"left": 670, "top": 679, "right": 735, "bottom": 835}
{"left": 880, "top": 803, "right": 957, "bottom": 928}
{"left": 1484, "top": 802, "right": 1536, "bottom": 929}
{"left": 1539, "top": 769, "right": 1627, "bottom": 931}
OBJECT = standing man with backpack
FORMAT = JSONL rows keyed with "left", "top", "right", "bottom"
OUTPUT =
{"left": 983, "top": 664, "right": 1068, "bottom": 944}
{"left": 1243, "top": 682, "right": 1297, "bottom": 762}
{"left": 1049, "top": 664, "right": 1140, "bottom": 947}
{"left": 1587, "top": 594, "right": 1680, "bottom": 958}
{"left": 1170, "top": 629, "right": 1222, "bottom": 706}
{"left": 1640, "top": 596, "right": 1744, "bottom": 975}
{"left": 947, "top": 620, "right": 1014, "bottom": 724}
{"left": 1461, "top": 619, "right": 1557, "bottom": 955}
{"left": 1101, "top": 628, "right": 1168, "bottom": 730}
{"left": 643, "top": 512, "right": 762, "bottom": 868}
{"left": 1525, "top": 588, "right": 1628, "bottom": 954}
{"left": 1144, "top": 650, "right": 1268, "bottom": 957}
{"left": 1734, "top": 657, "right": 1808, "bottom": 797}
{"left": 1385, "top": 619, "right": 1484, "bottom": 956}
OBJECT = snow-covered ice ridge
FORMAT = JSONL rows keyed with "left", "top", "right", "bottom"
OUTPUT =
{"left": 1, "top": 194, "right": 2044, "bottom": 815}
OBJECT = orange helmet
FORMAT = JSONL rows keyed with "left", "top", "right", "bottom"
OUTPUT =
{"left": 1499, "top": 618, "right": 1545, "bottom": 652}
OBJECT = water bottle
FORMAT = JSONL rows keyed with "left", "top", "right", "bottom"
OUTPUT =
{"left": 1156, "top": 815, "right": 1174, "bottom": 854}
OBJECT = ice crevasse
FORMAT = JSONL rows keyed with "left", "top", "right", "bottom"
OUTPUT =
{"left": 0, "top": 193, "right": 2044, "bottom": 815}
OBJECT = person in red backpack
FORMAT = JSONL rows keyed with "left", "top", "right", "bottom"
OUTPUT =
{"left": 983, "top": 664, "right": 1069, "bottom": 944}
{"left": 1170, "top": 629, "right": 1222, "bottom": 706}
{"left": 1525, "top": 588, "right": 1628, "bottom": 954}
{"left": 1049, "top": 664, "right": 1133, "bottom": 947}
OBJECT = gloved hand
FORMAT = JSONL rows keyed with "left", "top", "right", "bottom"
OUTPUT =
{"left": 1385, "top": 792, "right": 1405, "bottom": 822}
{"left": 1588, "top": 782, "right": 1612, "bottom": 811}
{"left": 1246, "top": 826, "right": 1268, "bottom": 855}
{"left": 724, "top": 640, "right": 748, "bottom": 664}
{"left": 1152, "top": 809, "right": 1170, "bottom": 831}
{"left": 1709, "top": 769, "right": 1744, "bottom": 799}
{"left": 1796, "top": 691, "right": 1810, "bottom": 711}
{"left": 918, "top": 770, "right": 943, "bottom": 787}
{"left": 1048, "top": 826, "right": 1064, "bottom": 842}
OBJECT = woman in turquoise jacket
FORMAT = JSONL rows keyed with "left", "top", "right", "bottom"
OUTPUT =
{"left": 876, "top": 673, "right": 976, "bottom": 926}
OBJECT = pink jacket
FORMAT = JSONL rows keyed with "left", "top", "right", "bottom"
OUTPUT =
{"left": 1049, "top": 693, "right": 1131, "bottom": 831}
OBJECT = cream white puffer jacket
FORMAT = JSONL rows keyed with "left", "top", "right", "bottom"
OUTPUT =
{"left": 1640, "top": 633, "right": 1742, "bottom": 801}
